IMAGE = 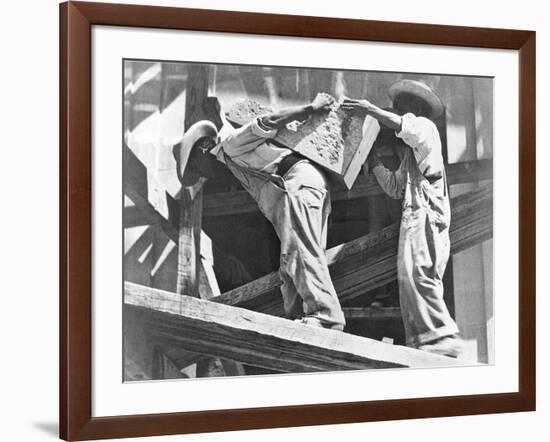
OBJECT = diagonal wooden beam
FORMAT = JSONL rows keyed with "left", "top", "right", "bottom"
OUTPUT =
{"left": 210, "top": 185, "right": 493, "bottom": 316}
{"left": 124, "top": 143, "right": 180, "bottom": 239}
{"left": 343, "top": 307, "right": 401, "bottom": 321}
{"left": 124, "top": 144, "right": 214, "bottom": 259}
{"left": 202, "top": 158, "right": 492, "bottom": 217}
{"left": 123, "top": 204, "right": 151, "bottom": 228}
{"left": 125, "top": 282, "right": 461, "bottom": 373}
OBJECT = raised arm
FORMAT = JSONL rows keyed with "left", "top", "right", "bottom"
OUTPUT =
{"left": 260, "top": 93, "right": 335, "bottom": 129}
{"left": 221, "top": 94, "right": 335, "bottom": 158}
{"left": 343, "top": 98, "right": 442, "bottom": 170}
{"left": 341, "top": 98, "right": 402, "bottom": 131}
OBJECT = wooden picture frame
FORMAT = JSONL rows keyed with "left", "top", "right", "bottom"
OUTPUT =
{"left": 59, "top": 1, "right": 536, "bottom": 440}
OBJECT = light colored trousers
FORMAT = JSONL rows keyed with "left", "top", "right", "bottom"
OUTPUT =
{"left": 374, "top": 149, "right": 458, "bottom": 346}
{"left": 398, "top": 206, "right": 458, "bottom": 346}
{"left": 226, "top": 158, "right": 345, "bottom": 327}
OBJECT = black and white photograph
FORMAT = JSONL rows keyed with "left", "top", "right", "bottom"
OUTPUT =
{"left": 3, "top": 0, "right": 547, "bottom": 439}
{"left": 123, "top": 60, "right": 493, "bottom": 381}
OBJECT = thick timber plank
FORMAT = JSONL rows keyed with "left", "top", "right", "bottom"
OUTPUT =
{"left": 125, "top": 282, "right": 461, "bottom": 372}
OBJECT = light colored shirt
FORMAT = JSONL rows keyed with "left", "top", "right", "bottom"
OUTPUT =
{"left": 373, "top": 112, "right": 446, "bottom": 199}
{"left": 216, "top": 117, "right": 293, "bottom": 175}
{"left": 397, "top": 113, "right": 441, "bottom": 171}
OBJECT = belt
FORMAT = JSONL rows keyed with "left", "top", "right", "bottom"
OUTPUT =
{"left": 277, "top": 152, "right": 308, "bottom": 177}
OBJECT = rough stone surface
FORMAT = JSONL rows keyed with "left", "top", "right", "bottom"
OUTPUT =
{"left": 225, "top": 100, "right": 273, "bottom": 127}
{"left": 225, "top": 94, "right": 379, "bottom": 189}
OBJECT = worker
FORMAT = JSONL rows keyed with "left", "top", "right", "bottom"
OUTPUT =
{"left": 341, "top": 80, "right": 464, "bottom": 358}
{"left": 174, "top": 93, "right": 346, "bottom": 331}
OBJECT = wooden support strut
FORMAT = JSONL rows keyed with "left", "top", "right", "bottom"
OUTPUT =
{"left": 171, "top": 177, "right": 245, "bottom": 377}
{"left": 210, "top": 184, "right": 493, "bottom": 316}
{"left": 125, "top": 282, "right": 462, "bottom": 373}
{"left": 176, "top": 179, "right": 205, "bottom": 297}
{"left": 123, "top": 144, "right": 180, "bottom": 239}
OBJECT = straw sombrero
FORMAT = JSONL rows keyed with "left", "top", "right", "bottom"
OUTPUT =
{"left": 388, "top": 79, "right": 444, "bottom": 119}
{"left": 174, "top": 120, "right": 218, "bottom": 181}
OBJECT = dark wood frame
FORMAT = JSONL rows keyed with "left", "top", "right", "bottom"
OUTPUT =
{"left": 59, "top": 1, "right": 536, "bottom": 440}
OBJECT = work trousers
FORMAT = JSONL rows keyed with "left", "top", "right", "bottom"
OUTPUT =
{"left": 374, "top": 149, "right": 458, "bottom": 347}
{"left": 398, "top": 206, "right": 458, "bottom": 347}
{"left": 227, "top": 158, "right": 345, "bottom": 327}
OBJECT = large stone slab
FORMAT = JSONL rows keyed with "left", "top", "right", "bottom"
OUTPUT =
{"left": 226, "top": 94, "right": 380, "bottom": 189}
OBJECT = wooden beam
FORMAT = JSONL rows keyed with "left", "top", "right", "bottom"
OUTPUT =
{"left": 125, "top": 282, "right": 462, "bottom": 372}
{"left": 152, "top": 175, "right": 204, "bottom": 380}
{"left": 184, "top": 64, "right": 211, "bottom": 129}
{"left": 202, "top": 158, "right": 492, "bottom": 217}
{"left": 124, "top": 143, "right": 180, "bottom": 239}
{"left": 210, "top": 185, "right": 493, "bottom": 316}
{"left": 124, "top": 145, "right": 215, "bottom": 259}
{"left": 123, "top": 204, "right": 152, "bottom": 228}
{"left": 176, "top": 180, "right": 205, "bottom": 297}
{"left": 343, "top": 307, "right": 401, "bottom": 321}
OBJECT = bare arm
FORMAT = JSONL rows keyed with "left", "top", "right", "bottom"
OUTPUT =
{"left": 261, "top": 93, "right": 335, "bottom": 129}
{"left": 341, "top": 98, "right": 402, "bottom": 131}
{"left": 222, "top": 94, "right": 335, "bottom": 157}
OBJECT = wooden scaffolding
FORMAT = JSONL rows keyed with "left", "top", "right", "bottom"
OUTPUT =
{"left": 123, "top": 63, "right": 493, "bottom": 380}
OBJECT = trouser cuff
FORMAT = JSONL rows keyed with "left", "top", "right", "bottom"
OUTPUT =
{"left": 407, "top": 324, "right": 460, "bottom": 347}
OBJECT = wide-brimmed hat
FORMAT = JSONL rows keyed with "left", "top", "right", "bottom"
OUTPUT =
{"left": 174, "top": 120, "right": 218, "bottom": 181}
{"left": 388, "top": 79, "right": 444, "bottom": 119}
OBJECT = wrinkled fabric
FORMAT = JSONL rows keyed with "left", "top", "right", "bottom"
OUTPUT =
{"left": 221, "top": 121, "right": 345, "bottom": 327}
{"left": 372, "top": 113, "right": 458, "bottom": 346}
{"left": 217, "top": 117, "right": 292, "bottom": 174}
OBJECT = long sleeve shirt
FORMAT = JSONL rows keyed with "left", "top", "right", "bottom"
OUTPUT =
{"left": 372, "top": 112, "right": 450, "bottom": 229}
{"left": 215, "top": 117, "right": 292, "bottom": 174}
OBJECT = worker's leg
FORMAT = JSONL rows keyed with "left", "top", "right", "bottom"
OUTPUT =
{"left": 398, "top": 211, "right": 458, "bottom": 347}
{"left": 254, "top": 176, "right": 304, "bottom": 320}
{"left": 277, "top": 163, "right": 345, "bottom": 327}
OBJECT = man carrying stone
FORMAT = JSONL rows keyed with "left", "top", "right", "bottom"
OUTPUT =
{"left": 175, "top": 93, "right": 346, "bottom": 331}
{"left": 341, "top": 80, "right": 464, "bottom": 357}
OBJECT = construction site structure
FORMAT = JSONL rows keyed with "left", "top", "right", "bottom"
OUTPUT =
{"left": 123, "top": 62, "right": 494, "bottom": 380}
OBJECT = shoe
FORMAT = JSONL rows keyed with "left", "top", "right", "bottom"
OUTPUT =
{"left": 418, "top": 335, "right": 465, "bottom": 358}
{"left": 294, "top": 316, "right": 344, "bottom": 332}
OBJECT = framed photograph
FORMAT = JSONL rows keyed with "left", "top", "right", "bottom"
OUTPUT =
{"left": 60, "top": 1, "right": 536, "bottom": 440}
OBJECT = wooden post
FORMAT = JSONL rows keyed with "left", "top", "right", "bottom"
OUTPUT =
{"left": 151, "top": 63, "right": 211, "bottom": 379}
{"left": 173, "top": 65, "right": 211, "bottom": 378}
{"left": 176, "top": 63, "right": 210, "bottom": 298}
{"left": 184, "top": 64, "right": 210, "bottom": 130}
{"left": 176, "top": 180, "right": 204, "bottom": 297}
{"left": 175, "top": 64, "right": 245, "bottom": 377}
{"left": 176, "top": 63, "right": 211, "bottom": 300}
